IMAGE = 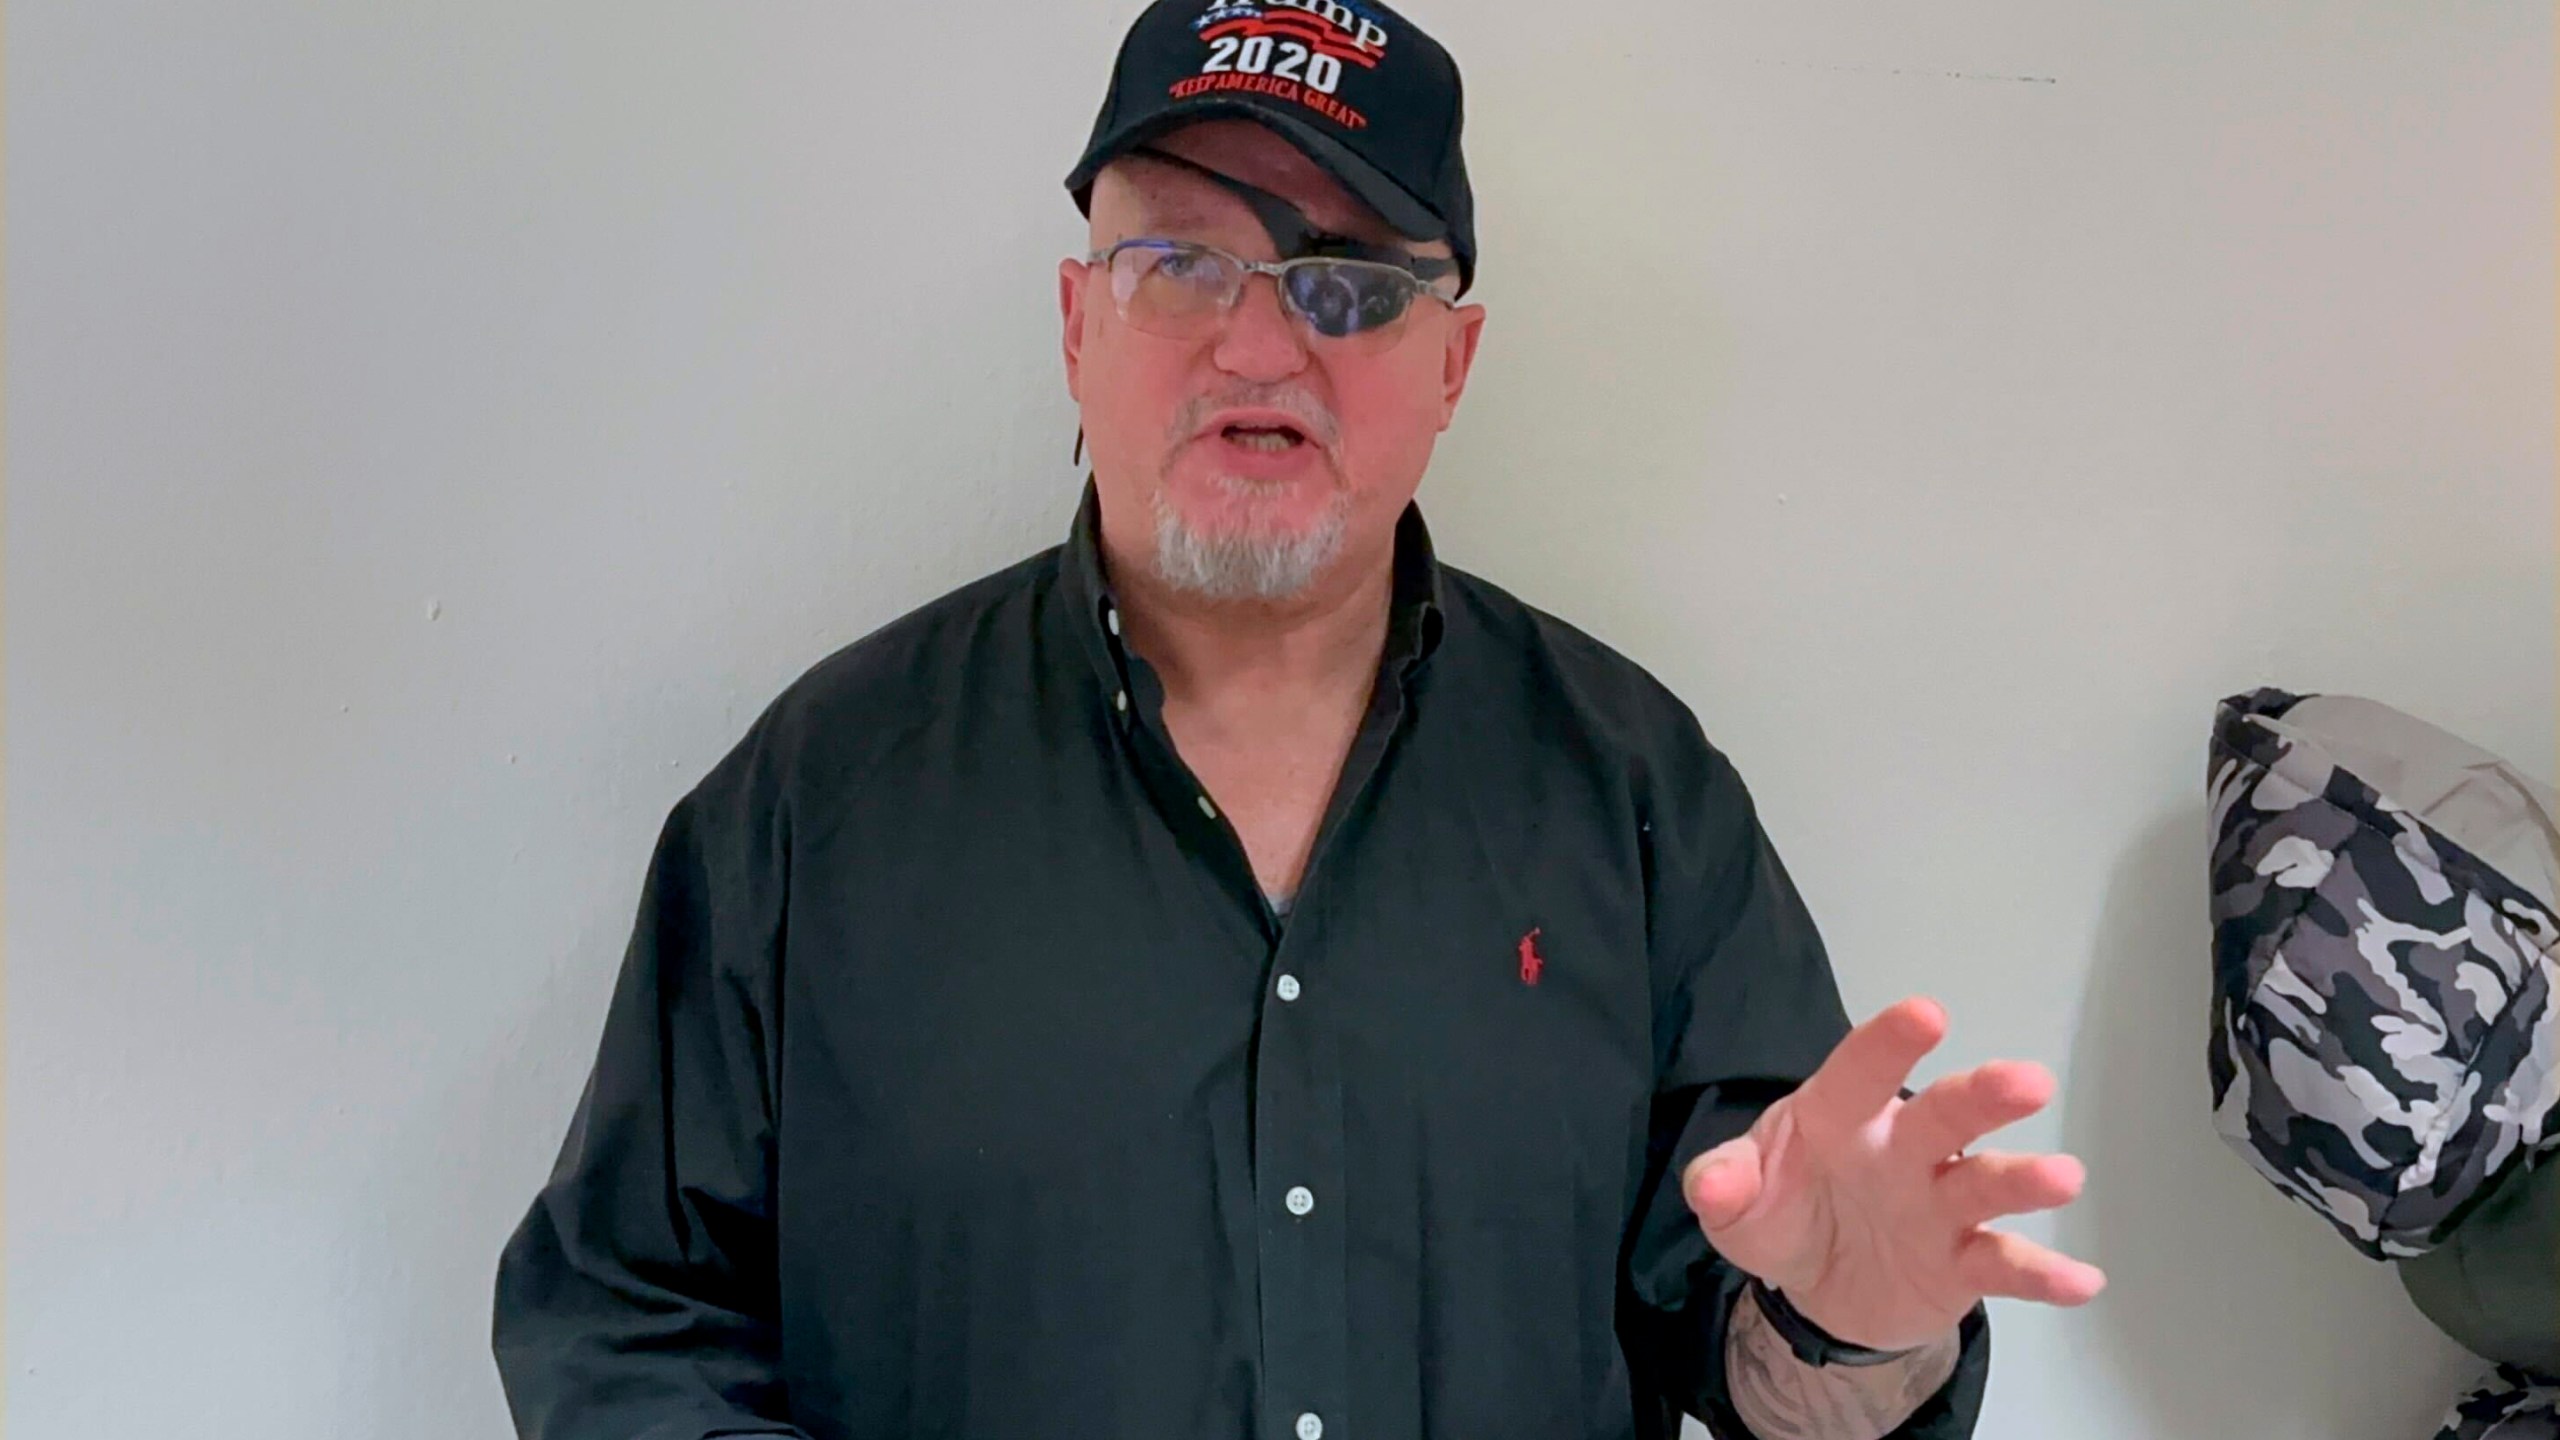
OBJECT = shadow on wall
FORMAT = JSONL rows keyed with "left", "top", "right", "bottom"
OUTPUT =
{"left": 2058, "top": 808, "right": 2481, "bottom": 1440}
{"left": 362, "top": 927, "right": 631, "bottom": 1440}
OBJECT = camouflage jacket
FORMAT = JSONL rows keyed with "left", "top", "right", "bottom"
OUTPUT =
{"left": 2208, "top": 688, "right": 2560, "bottom": 1259}
{"left": 2435, "top": 1364, "right": 2559, "bottom": 1440}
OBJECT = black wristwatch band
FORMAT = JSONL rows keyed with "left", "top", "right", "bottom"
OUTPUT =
{"left": 1744, "top": 1276, "right": 1923, "bottom": 1368}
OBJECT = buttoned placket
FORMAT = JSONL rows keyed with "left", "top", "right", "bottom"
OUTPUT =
{"left": 1089, "top": 588, "right": 1434, "bottom": 1440}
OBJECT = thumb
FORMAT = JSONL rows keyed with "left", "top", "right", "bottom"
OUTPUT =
{"left": 1682, "top": 1136, "right": 1764, "bottom": 1233}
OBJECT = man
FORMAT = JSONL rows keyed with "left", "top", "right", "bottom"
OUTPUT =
{"left": 491, "top": 3, "right": 2105, "bottom": 1437}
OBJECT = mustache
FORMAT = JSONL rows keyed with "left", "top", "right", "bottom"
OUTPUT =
{"left": 1168, "top": 386, "right": 1341, "bottom": 451}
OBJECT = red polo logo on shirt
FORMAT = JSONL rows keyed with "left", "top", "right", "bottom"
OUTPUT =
{"left": 1518, "top": 928, "right": 1545, "bottom": 986}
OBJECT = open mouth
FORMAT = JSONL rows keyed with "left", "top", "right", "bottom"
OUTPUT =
{"left": 1218, "top": 422, "right": 1309, "bottom": 454}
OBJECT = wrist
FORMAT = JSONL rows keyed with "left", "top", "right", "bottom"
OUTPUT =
{"left": 1744, "top": 1275, "right": 1927, "bottom": 1368}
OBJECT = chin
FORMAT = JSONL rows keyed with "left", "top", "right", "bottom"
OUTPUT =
{"left": 1149, "top": 475, "right": 1351, "bottom": 602}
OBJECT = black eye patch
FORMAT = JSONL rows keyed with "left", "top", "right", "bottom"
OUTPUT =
{"left": 1132, "top": 146, "right": 1451, "bottom": 286}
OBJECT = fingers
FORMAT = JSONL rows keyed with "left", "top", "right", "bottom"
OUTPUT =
{"left": 1933, "top": 1148, "right": 2086, "bottom": 1229}
{"left": 1892, "top": 1059, "right": 2055, "bottom": 1167}
{"left": 1790, "top": 997, "right": 1948, "bottom": 1137}
{"left": 1682, "top": 1135, "right": 1765, "bottom": 1232}
{"left": 1952, "top": 1226, "right": 2108, "bottom": 1307}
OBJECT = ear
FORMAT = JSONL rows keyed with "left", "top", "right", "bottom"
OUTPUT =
{"left": 1060, "top": 257, "right": 1092, "bottom": 403}
{"left": 1436, "top": 301, "right": 1487, "bottom": 430}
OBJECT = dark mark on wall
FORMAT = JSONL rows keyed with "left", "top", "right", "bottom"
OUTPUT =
{"left": 1769, "top": 60, "right": 2058, "bottom": 85}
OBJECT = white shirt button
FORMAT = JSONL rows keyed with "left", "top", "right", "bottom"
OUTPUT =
{"left": 1105, "top": 605, "right": 1122, "bottom": 637}
{"left": 1284, "top": 1185, "right": 1315, "bottom": 1217}
{"left": 1275, "top": 974, "right": 1302, "bottom": 1002}
{"left": 1197, "top": 795, "right": 1218, "bottom": 819}
{"left": 1114, "top": 689, "right": 1129, "bottom": 714}
{"left": 1296, "top": 1413, "right": 1323, "bottom": 1440}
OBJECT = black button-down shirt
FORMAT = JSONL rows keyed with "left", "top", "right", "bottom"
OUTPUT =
{"left": 494, "top": 487, "right": 1991, "bottom": 1440}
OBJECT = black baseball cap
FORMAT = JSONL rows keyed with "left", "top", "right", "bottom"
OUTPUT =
{"left": 1065, "top": 0, "right": 1477, "bottom": 295}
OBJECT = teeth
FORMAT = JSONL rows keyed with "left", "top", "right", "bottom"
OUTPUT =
{"left": 1228, "top": 428, "right": 1300, "bottom": 453}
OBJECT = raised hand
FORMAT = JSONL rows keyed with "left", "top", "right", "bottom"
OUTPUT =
{"left": 1683, "top": 997, "right": 2105, "bottom": 1353}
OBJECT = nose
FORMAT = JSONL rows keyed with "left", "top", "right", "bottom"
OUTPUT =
{"left": 1212, "top": 270, "right": 1309, "bottom": 382}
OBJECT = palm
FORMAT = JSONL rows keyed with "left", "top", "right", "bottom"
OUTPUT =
{"left": 1682, "top": 998, "right": 2105, "bottom": 1353}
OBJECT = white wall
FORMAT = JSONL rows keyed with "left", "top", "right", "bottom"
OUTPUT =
{"left": 9, "top": 2, "right": 2550, "bottom": 1437}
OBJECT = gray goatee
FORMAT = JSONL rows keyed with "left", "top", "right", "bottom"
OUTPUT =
{"left": 1150, "top": 477, "right": 1348, "bottom": 602}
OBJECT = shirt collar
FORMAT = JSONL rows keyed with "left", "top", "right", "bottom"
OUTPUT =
{"left": 1058, "top": 478, "right": 1447, "bottom": 691}
{"left": 1381, "top": 500, "right": 1448, "bottom": 674}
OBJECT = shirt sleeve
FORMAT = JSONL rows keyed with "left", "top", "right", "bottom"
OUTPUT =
{"left": 1616, "top": 721, "right": 1992, "bottom": 1439}
{"left": 492, "top": 723, "right": 810, "bottom": 1440}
